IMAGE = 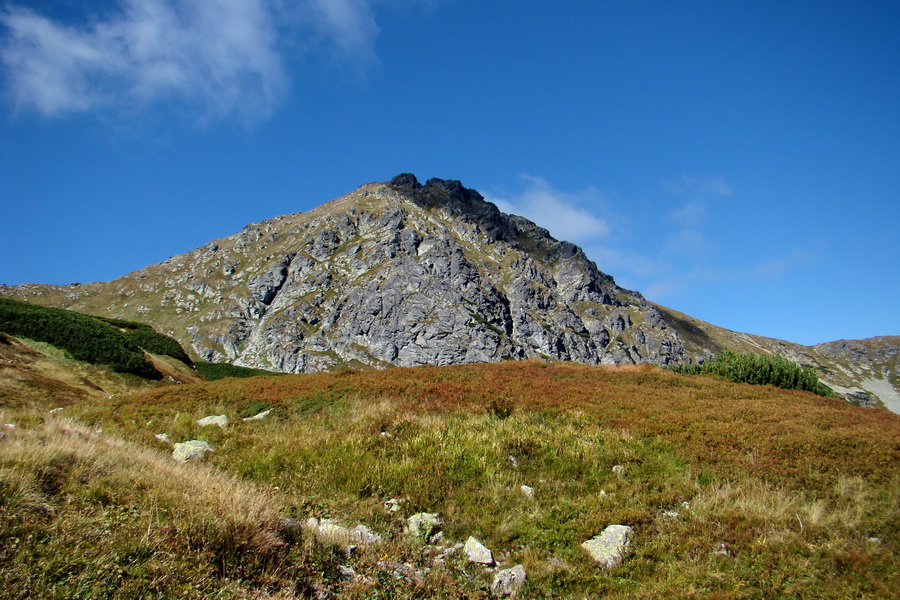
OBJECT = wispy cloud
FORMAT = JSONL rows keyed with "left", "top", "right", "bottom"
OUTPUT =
{"left": 481, "top": 173, "right": 815, "bottom": 308}
{"left": 1, "top": 0, "right": 287, "bottom": 121}
{"left": 306, "top": 0, "right": 380, "bottom": 64}
{"left": 484, "top": 175, "right": 611, "bottom": 244}
{"left": 0, "top": 0, "right": 425, "bottom": 123}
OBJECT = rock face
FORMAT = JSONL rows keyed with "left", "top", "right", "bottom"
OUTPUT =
{"left": 3, "top": 174, "right": 689, "bottom": 373}
{"left": 5, "top": 173, "right": 896, "bottom": 409}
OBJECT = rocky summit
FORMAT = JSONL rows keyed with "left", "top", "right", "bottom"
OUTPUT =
{"left": 4, "top": 175, "right": 688, "bottom": 373}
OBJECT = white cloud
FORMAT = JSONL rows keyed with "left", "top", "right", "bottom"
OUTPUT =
{"left": 1, "top": 0, "right": 286, "bottom": 121}
{"left": 307, "top": 0, "right": 380, "bottom": 63}
{"left": 0, "top": 0, "right": 425, "bottom": 122}
{"left": 485, "top": 175, "right": 611, "bottom": 244}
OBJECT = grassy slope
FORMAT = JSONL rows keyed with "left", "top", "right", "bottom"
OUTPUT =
{"left": 0, "top": 334, "right": 203, "bottom": 411}
{"left": 2, "top": 361, "right": 898, "bottom": 598}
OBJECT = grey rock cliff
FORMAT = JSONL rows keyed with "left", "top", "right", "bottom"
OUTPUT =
{"left": 5, "top": 174, "right": 688, "bottom": 373}
{"left": 208, "top": 175, "right": 689, "bottom": 371}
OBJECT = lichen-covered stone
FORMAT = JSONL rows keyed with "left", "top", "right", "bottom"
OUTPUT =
{"left": 464, "top": 536, "right": 494, "bottom": 565}
{"left": 242, "top": 409, "right": 272, "bottom": 421}
{"left": 581, "top": 524, "right": 633, "bottom": 568}
{"left": 492, "top": 564, "right": 527, "bottom": 597}
{"left": 172, "top": 440, "right": 213, "bottom": 462}
{"left": 405, "top": 512, "right": 442, "bottom": 543}
{"left": 196, "top": 415, "right": 228, "bottom": 428}
{"left": 305, "top": 518, "right": 382, "bottom": 549}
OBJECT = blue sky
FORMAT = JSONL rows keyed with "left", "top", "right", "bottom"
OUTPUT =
{"left": 1, "top": 1, "right": 898, "bottom": 346}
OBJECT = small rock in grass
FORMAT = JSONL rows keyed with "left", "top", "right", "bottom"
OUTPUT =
{"left": 243, "top": 409, "right": 271, "bottom": 422}
{"left": 436, "top": 542, "right": 464, "bottom": 560}
{"left": 172, "top": 440, "right": 213, "bottom": 462}
{"left": 612, "top": 464, "right": 625, "bottom": 475}
{"left": 492, "top": 564, "right": 527, "bottom": 597}
{"left": 405, "top": 512, "right": 442, "bottom": 543}
{"left": 464, "top": 536, "right": 494, "bottom": 565}
{"left": 520, "top": 484, "right": 534, "bottom": 498}
{"left": 197, "top": 415, "right": 228, "bottom": 428}
{"left": 662, "top": 510, "right": 679, "bottom": 519}
{"left": 305, "top": 518, "right": 382, "bottom": 550}
{"left": 581, "top": 525, "right": 633, "bottom": 568}
{"left": 155, "top": 433, "right": 170, "bottom": 443}
{"left": 377, "top": 560, "right": 428, "bottom": 585}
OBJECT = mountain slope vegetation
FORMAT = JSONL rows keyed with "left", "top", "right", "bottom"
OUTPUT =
{"left": 0, "top": 300, "right": 202, "bottom": 409}
{"left": 0, "top": 298, "right": 192, "bottom": 379}
{"left": 2, "top": 361, "right": 898, "bottom": 598}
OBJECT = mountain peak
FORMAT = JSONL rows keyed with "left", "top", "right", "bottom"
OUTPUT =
{"left": 3, "top": 174, "right": 899, "bottom": 409}
{"left": 2, "top": 175, "right": 687, "bottom": 372}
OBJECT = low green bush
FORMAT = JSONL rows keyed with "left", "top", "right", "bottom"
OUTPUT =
{"left": 0, "top": 299, "right": 189, "bottom": 379}
{"left": 95, "top": 317, "right": 193, "bottom": 366}
{"left": 193, "top": 360, "right": 280, "bottom": 380}
{"left": 669, "top": 351, "right": 837, "bottom": 397}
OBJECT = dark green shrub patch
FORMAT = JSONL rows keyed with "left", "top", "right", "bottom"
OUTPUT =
{"left": 669, "top": 351, "right": 837, "bottom": 397}
{"left": 0, "top": 299, "right": 189, "bottom": 379}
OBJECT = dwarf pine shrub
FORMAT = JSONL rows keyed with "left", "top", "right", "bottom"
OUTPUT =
{"left": 670, "top": 351, "right": 837, "bottom": 397}
{"left": 0, "top": 299, "right": 190, "bottom": 379}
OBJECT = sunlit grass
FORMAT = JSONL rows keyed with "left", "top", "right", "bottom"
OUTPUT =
{"left": 2, "top": 360, "right": 898, "bottom": 598}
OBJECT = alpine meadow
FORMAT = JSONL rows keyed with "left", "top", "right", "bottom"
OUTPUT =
{"left": 1, "top": 175, "right": 898, "bottom": 599}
